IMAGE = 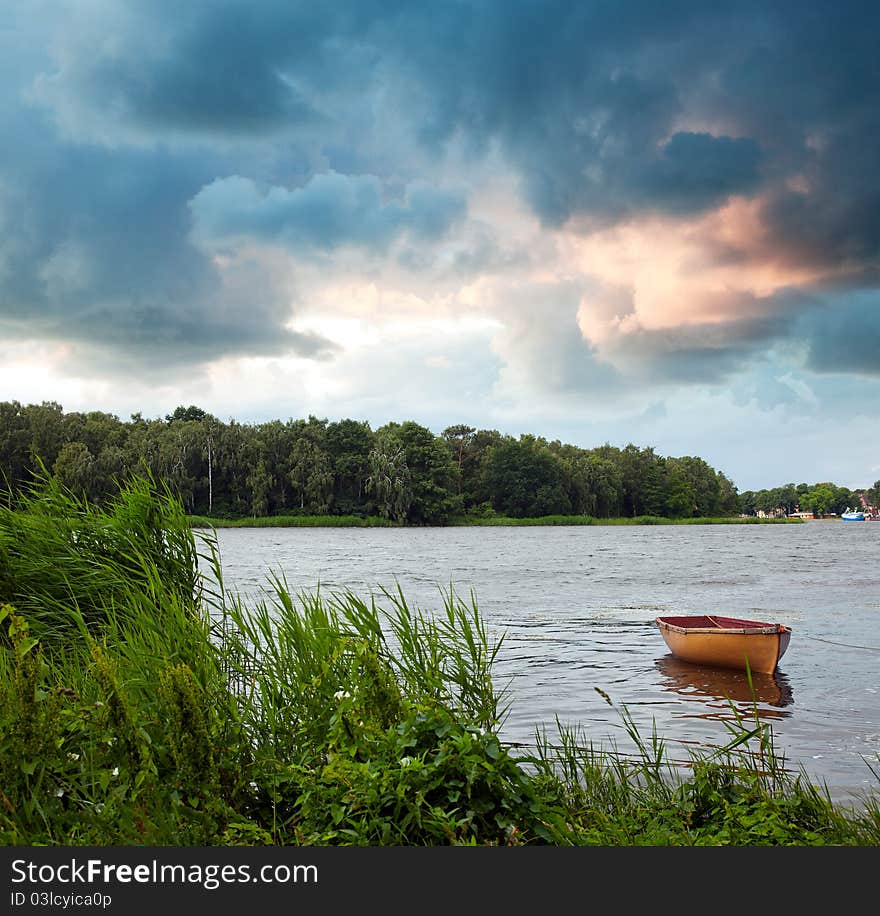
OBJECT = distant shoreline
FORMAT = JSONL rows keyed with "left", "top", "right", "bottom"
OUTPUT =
{"left": 188, "top": 513, "right": 804, "bottom": 529}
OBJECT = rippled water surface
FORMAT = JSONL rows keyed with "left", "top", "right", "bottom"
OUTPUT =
{"left": 205, "top": 521, "right": 880, "bottom": 806}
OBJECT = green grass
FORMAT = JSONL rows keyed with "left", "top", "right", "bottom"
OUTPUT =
{"left": 189, "top": 512, "right": 801, "bottom": 528}
{"left": 0, "top": 471, "right": 220, "bottom": 645}
{"left": 450, "top": 514, "right": 802, "bottom": 526}
{"left": 0, "top": 474, "right": 874, "bottom": 846}
{"left": 189, "top": 514, "right": 396, "bottom": 528}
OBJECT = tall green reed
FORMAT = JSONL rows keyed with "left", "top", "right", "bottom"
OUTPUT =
{"left": 524, "top": 684, "right": 880, "bottom": 845}
{"left": 0, "top": 469, "right": 222, "bottom": 645}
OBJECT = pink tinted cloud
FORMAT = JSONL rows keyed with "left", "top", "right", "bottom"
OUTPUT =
{"left": 569, "top": 192, "right": 838, "bottom": 353}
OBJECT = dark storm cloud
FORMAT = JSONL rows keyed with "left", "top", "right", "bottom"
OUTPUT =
{"left": 6, "top": 0, "right": 879, "bottom": 376}
{"left": 376, "top": 1, "right": 770, "bottom": 225}
{"left": 189, "top": 173, "right": 466, "bottom": 253}
{"left": 372, "top": 0, "right": 880, "bottom": 324}
{"left": 582, "top": 286, "right": 816, "bottom": 387}
{"left": 32, "top": 1, "right": 880, "bottom": 233}
{"left": 799, "top": 292, "right": 880, "bottom": 377}
{"left": 40, "top": 0, "right": 880, "bottom": 246}
{"left": 0, "top": 105, "right": 334, "bottom": 369}
{"left": 606, "top": 313, "right": 797, "bottom": 386}
{"left": 618, "top": 284, "right": 880, "bottom": 386}
{"left": 631, "top": 133, "right": 762, "bottom": 215}
{"left": 34, "top": 0, "right": 365, "bottom": 137}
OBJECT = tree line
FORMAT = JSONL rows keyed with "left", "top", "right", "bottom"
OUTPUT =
{"left": 1, "top": 401, "right": 875, "bottom": 524}
{"left": 738, "top": 481, "right": 879, "bottom": 519}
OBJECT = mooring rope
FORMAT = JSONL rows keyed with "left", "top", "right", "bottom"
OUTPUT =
{"left": 800, "top": 633, "right": 880, "bottom": 652}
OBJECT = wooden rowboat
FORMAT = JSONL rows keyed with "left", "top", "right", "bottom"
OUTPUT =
{"left": 655, "top": 615, "right": 792, "bottom": 674}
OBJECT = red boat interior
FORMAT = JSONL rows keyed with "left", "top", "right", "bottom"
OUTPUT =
{"left": 659, "top": 615, "right": 780, "bottom": 630}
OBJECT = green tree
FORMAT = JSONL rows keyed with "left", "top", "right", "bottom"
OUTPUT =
{"left": 716, "top": 472, "right": 740, "bottom": 515}
{"left": 801, "top": 483, "right": 837, "bottom": 517}
{"left": 738, "top": 490, "right": 757, "bottom": 516}
{"left": 442, "top": 424, "right": 476, "bottom": 497}
{"left": 393, "top": 422, "right": 458, "bottom": 524}
{"left": 618, "top": 444, "right": 666, "bottom": 517}
{"left": 255, "top": 419, "right": 299, "bottom": 510}
{"left": 325, "top": 419, "right": 374, "bottom": 514}
{"left": 289, "top": 438, "right": 334, "bottom": 513}
{"left": 155, "top": 421, "right": 203, "bottom": 513}
{"left": 95, "top": 444, "right": 130, "bottom": 499}
{"left": 165, "top": 405, "right": 209, "bottom": 424}
{"left": 663, "top": 464, "right": 696, "bottom": 518}
{"left": 481, "top": 437, "right": 570, "bottom": 518}
{"left": 776, "top": 484, "right": 799, "bottom": 515}
{"left": 666, "top": 456, "right": 722, "bottom": 516}
{"left": 366, "top": 435, "right": 412, "bottom": 522}
{"left": 585, "top": 455, "right": 623, "bottom": 517}
{"left": 212, "top": 420, "right": 251, "bottom": 516}
{"left": 368, "top": 422, "right": 457, "bottom": 524}
{"left": 755, "top": 488, "right": 784, "bottom": 516}
{"left": 560, "top": 451, "right": 623, "bottom": 518}
{"left": 246, "top": 458, "right": 274, "bottom": 518}
{"left": 830, "top": 484, "right": 855, "bottom": 515}
{"left": 461, "top": 429, "right": 507, "bottom": 508}
{"left": 0, "top": 401, "right": 31, "bottom": 495}
{"left": 23, "top": 401, "right": 66, "bottom": 470}
{"left": 52, "top": 441, "right": 95, "bottom": 500}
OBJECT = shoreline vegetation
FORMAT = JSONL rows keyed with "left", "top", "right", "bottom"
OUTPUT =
{"left": 2, "top": 472, "right": 878, "bottom": 846}
{"left": 4, "top": 401, "right": 877, "bottom": 529}
{"left": 188, "top": 513, "right": 804, "bottom": 529}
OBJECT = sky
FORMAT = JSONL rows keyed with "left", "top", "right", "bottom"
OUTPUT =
{"left": 1, "top": 0, "right": 879, "bottom": 492}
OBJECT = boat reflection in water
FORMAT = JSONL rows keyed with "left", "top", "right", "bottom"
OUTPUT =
{"left": 655, "top": 655, "right": 793, "bottom": 721}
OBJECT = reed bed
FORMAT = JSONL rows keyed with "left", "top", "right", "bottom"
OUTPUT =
{"left": 189, "top": 514, "right": 395, "bottom": 529}
{"left": 0, "top": 474, "right": 875, "bottom": 845}
{"left": 190, "top": 513, "right": 800, "bottom": 528}
{"left": 450, "top": 514, "right": 801, "bottom": 526}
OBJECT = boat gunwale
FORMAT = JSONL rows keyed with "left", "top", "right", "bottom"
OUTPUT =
{"left": 657, "top": 620, "right": 787, "bottom": 636}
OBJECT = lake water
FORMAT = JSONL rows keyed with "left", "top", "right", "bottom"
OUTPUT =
{"left": 203, "top": 521, "right": 880, "bottom": 808}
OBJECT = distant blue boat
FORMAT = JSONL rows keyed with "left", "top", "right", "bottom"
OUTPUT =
{"left": 841, "top": 508, "right": 865, "bottom": 521}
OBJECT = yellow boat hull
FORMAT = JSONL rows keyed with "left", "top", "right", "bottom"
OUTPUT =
{"left": 656, "top": 615, "right": 791, "bottom": 674}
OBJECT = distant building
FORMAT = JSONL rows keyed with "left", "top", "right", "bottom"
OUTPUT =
{"left": 788, "top": 508, "right": 815, "bottom": 520}
{"left": 757, "top": 507, "right": 787, "bottom": 518}
{"left": 858, "top": 493, "right": 879, "bottom": 518}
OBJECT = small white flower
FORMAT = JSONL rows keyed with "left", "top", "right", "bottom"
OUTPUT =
{"left": 54, "top": 787, "right": 65, "bottom": 797}
{"left": 111, "top": 766, "right": 119, "bottom": 777}
{"left": 95, "top": 803, "right": 104, "bottom": 814}
{"left": 333, "top": 690, "right": 351, "bottom": 701}
{"left": 400, "top": 756, "right": 413, "bottom": 767}
{"left": 67, "top": 752, "right": 80, "bottom": 761}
